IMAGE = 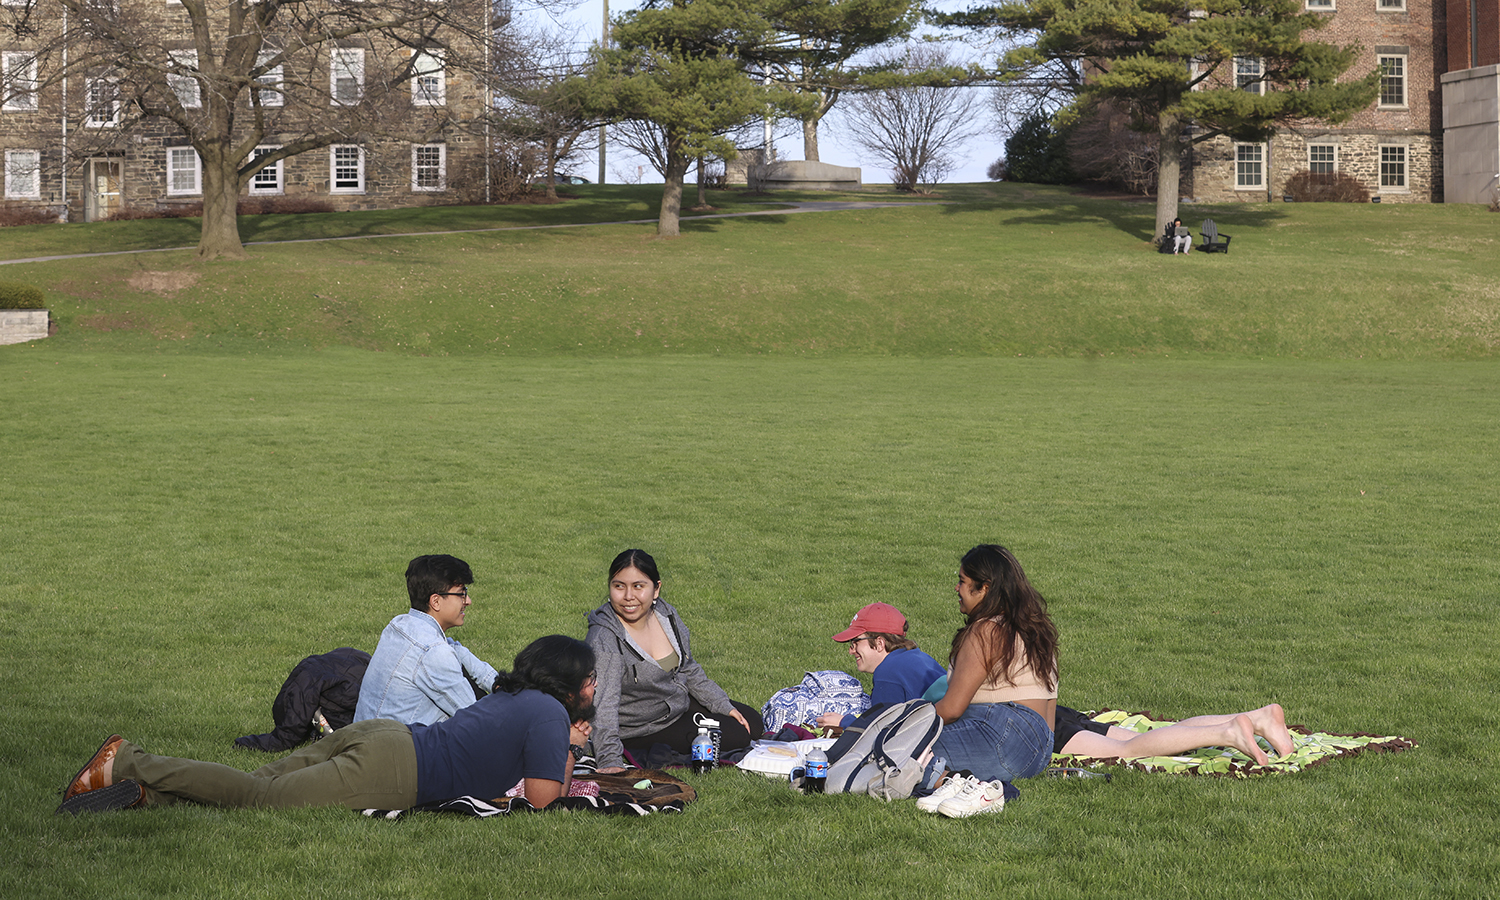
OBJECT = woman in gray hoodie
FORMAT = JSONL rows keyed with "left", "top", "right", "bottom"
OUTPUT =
{"left": 585, "top": 549, "right": 763, "bottom": 773}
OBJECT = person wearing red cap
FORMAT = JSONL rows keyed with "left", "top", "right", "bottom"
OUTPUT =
{"left": 814, "top": 602, "right": 947, "bottom": 731}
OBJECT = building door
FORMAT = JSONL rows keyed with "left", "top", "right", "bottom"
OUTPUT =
{"left": 85, "top": 160, "right": 122, "bottom": 222}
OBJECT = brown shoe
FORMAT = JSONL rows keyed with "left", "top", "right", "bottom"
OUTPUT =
{"left": 62, "top": 734, "right": 123, "bottom": 801}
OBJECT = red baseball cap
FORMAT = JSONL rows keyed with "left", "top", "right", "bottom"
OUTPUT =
{"left": 832, "top": 602, "right": 908, "bottom": 642}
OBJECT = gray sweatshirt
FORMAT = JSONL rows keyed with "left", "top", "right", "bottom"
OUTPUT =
{"left": 584, "top": 597, "right": 736, "bottom": 770}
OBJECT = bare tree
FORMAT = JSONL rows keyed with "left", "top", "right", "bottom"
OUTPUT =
{"left": 837, "top": 44, "right": 984, "bottom": 191}
{"left": 491, "top": 21, "right": 597, "bottom": 200}
{"left": 3, "top": 0, "right": 500, "bottom": 259}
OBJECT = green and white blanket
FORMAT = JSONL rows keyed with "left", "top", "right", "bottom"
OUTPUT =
{"left": 1052, "top": 709, "right": 1417, "bottom": 777}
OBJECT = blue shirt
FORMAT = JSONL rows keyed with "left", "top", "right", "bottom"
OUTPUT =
{"left": 355, "top": 610, "right": 500, "bottom": 726}
{"left": 840, "top": 648, "right": 948, "bottom": 727}
{"left": 410, "top": 688, "right": 569, "bottom": 805}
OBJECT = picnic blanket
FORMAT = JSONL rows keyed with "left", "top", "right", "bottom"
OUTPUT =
{"left": 361, "top": 769, "right": 694, "bottom": 819}
{"left": 1053, "top": 709, "right": 1417, "bottom": 778}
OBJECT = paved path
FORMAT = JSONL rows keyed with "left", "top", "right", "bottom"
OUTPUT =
{"left": 0, "top": 200, "right": 944, "bottom": 266}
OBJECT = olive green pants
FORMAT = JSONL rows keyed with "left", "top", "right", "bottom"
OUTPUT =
{"left": 113, "top": 719, "right": 420, "bottom": 810}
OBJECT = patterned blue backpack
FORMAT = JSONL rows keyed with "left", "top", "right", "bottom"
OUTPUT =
{"left": 760, "top": 670, "right": 871, "bottom": 734}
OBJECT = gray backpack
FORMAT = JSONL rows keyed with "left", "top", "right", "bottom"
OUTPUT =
{"left": 825, "top": 700, "right": 943, "bottom": 800}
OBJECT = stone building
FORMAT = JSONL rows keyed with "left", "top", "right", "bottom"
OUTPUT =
{"left": 1, "top": 0, "right": 503, "bottom": 222}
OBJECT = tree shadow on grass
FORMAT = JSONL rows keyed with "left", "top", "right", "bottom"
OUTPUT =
{"left": 936, "top": 191, "right": 1293, "bottom": 244}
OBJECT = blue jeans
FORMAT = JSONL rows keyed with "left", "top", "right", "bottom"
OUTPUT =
{"left": 933, "top": 702, "right": 1053, "bottom": 782}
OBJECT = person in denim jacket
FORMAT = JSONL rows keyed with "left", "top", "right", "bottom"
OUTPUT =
{"left": 355, "top": 555, "right": 500, "bottom": 726}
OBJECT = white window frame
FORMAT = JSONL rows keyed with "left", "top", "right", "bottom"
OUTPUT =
{"left": 168, "top": 50, "right": 200, "bottom": 109}
{"left": 4, "top": 149, "right": 41, "bottom": 199}
{"left": 1235, "top": 143, "right": 1265, "bottom": 189}
{"left": 1305, "top": 0, "right": 1334, "bottom": 8}
{"left": 85, "top": 73, "right": 121, "bottom": 127}
{"left": 411, "top": 49, "right": 445, "bottom": 106}
{"left": 411, "top": 143, "right": 446, "bottom": 191}
{"left": 330, "top": 48, "right": 365, "bottom": 106}
{"left": 330, "top": 144, "right": 364, "bottom": 193}
{"left": 1377, "top": 0, "right": 1405, "bottom": 9}
{"left": 1378, "top": 55, "right": 1407, "bottom": 108}
{"left": 1235, "top": 56, "right": 1264, "bottom": 95}
{"left": 249, "top": 145, "right": 283, "bottom": 194}
{"left": 166, "top": 146, "right": 201, "bottom": 195}
{"left": 255, "top": 52, "right": 283, "bottom": 108}
{"left": 3, "top": 52, "right": 39, "bottom": 111}
{"left": 1307, "top": 143, "right": 1337, "bottom": 174}
{"left": 1379, "top": 144, "right": 1408, "bottom": 190}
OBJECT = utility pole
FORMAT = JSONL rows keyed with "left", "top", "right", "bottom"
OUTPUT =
{"left": 597, "top": 0, "right": 609, "bottom": 184}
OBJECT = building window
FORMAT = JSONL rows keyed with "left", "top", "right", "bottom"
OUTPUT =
{"left": 255, "top": 52, "right": 283, "bottom": 107}
{"left": 167, "top": 146, "right": 201, "bottom": 195}
{"left": 1378, "top": 55, "right": 1406, "bottom": 107}
{"left": 330, "top": 144, "right": 364, "bottom": 193}
{"left": 1308, "top": 144, "right": 1337, "bottom": 174}
{"left": 2, "top": 52, "right": 38, "bottom": 111}
{"left": 331, "top": 48, "right": 364, "bottom": 106}
{"left": 411, "top": 49, "right": 445, "bottom": 106}
{"left": 1306, "top": 0, "right": 1333, "bottom": 8}
{"left": 1377, "top": 0, "right": 1404, "bottom": 9}
{"left": 168, "top": 50, "right": 200, "bottom": 109}
{"left": 249, "top": 146, "right": 282, "bottom": 194}
{"left": 1236, "top": 143, "right": 1264, "bottom": 188}
{"left": 1235, "top": 56, "right": 1263, "bottom": 95}
{"left": 5, "top": 149, "right": 41, "bottom": 199}
{"left": 86, "top": 74, "right": 121, "bottom": 126}
{"left": 412, "top": 144, "right": 446, "bottom": 191}
{"left": 1379, "top": 144, "right": 1407, "bottom": 188}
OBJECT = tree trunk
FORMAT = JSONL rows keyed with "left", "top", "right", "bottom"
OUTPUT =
{"left": 1154, "top": 112, "right": 1182, "bottom": 244}
{"left": 657, "top": 150, "right": 688, "bottom": 237}
{"left": 803, "top": 116, "right": 820, "bottom": 162}
{"left": 545, "top": 136, "right": 559, "bottom": 201}
{"left": 696, "top": 157, "right": 707, "bottom": 207}
{"left": 197, "top": 149, "right": 248, "bottom": 260}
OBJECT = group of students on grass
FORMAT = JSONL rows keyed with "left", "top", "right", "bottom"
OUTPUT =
{"left": 56, "top": 545, "right": 1293, "bottom": 818}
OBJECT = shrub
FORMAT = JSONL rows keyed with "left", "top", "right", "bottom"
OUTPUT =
{"left": 1004, "top": 113, "right": 1075, "bottom": 184}
{"left": 0, "top": 207, "right": 61, "bottom": 227}
{"left": 987, "top": 157, "right": 1008, "bottom": 181}
{"left": 1283, "top": 170, "right": 1371, "bottom": 203}
{"left": 0, "top": 281, "right": 46, "bottom": 309}
{"left": 1066, "top": 105, "right": 1157, "bottom": 195}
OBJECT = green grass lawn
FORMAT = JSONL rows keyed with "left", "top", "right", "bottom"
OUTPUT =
{"left": 2, "top": 186, "right": 1497, "bottom": 898}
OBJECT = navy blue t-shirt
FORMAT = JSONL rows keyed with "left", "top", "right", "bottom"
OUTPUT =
{"left": 840, "top": 648, "right": 948, "bottom": 727}
{"left": 409, "top": 688, "right": 569, "bottom": 805}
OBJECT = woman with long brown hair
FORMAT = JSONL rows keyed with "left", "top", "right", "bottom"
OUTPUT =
{"left": 929, "top": 544, "right": 1059, "bottom": 786}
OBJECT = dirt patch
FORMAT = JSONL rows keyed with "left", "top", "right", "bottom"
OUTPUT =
{"left": 128, "top": 271, "right": 200, "bottom": 295}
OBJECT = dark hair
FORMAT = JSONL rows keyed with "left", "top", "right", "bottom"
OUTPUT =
{"left": 406, "top": 554, "right": 473, "bottom": 612}
{"left": 860, "top": 632, "right": 919, "bottom": 652}
{"left": 950, "top": 545, "right": 1058, "bottom": 693}
{"left": 608, "top": 549, "right": 661, "bottom": 586}
{"left": 494, "top": 635, "right": 596, "bottom": 712}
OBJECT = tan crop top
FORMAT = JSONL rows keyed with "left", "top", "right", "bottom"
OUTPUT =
{"left": 969, "top": 635, "right": 1058, "bottom": 703}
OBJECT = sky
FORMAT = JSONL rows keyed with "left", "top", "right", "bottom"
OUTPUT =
{"left": 513, "top": 0, "right": 1006, "bottom": 185}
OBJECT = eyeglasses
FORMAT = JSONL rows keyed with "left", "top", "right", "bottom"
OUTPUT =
{"left": 438, "top": 587, "right": 470, "bottom": 599}
{"left": 583, "top": 671, "right": 598, "bottom": 688}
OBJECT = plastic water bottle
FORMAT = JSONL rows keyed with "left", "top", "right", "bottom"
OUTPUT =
{"left": 803, "top": 747, "right": 828, "bottom": 794}
{"left": 690, "top": 726, "right": 716, "bottom": 774}
{"left": 695, "top": 714, "right": 723, "bottom": 762}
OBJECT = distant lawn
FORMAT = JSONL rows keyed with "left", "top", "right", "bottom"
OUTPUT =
{"left": 3, "top": 183, "right": 1495, "bottom": 359}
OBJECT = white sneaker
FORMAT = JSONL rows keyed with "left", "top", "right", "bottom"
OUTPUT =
{"left": 916, "top": 773, "right": 974, "bottom": 813}
{"left": 937, "top": 778, "right": 1007, "bottom": 818}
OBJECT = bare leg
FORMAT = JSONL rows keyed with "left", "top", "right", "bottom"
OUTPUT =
{"left": 1170, "top": 704, "right": 1293, "bottom": 757}
{"left": 1066, "top": 715, "right": 1270, "bottom": 766}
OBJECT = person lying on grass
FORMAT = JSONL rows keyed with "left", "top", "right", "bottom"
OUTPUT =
{"left": 586, "top": 548, "right": 763, "bottom": 772}
{"left": 57, "top": 635, "right": 596, "bottom": 815}
{"left": 354, "top": 553, "right": 503, "bottom": 726}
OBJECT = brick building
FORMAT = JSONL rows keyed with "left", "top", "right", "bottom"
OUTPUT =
{"left": 1187, "top": 0, "right": 1450, "bottom": 203}
{"left": 2, "top": 0, "right": 503, "bottom": 222}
